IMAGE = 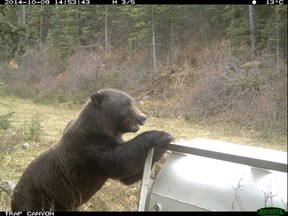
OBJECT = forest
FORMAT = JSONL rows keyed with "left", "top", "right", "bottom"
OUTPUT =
{"left": 0, "top": 5, "right": 287, "bottom": 140}
{"left": 0, "top": 4, "right": 287, "bottom": 211}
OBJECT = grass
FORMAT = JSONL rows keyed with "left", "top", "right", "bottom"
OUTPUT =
{"left": 0, "top": 95, "right": 287, "bottom": 211}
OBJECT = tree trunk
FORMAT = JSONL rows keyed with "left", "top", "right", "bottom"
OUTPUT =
{"left": 40, "top": 5, "right": 43, "bottom": 44}
{"left": 76, "top": 8, "right": 80, "bottom": 47}
{"left": 248, "top": 5, "right": 256, "bottom": 58}
{"left": 275, "top": 6, "right": 280, "bottom": 76}
{"left": 231, "top": 5, "right": 235, "bottom": 26}
{"left": 22, "top": 5, "right": 25, "bottom": 25}
{"left": 169, "top": 6, "right": 175, "bottom": 66}
{"left": 105, "top": 5, "right": 108, "bottom": 55}
{"left": 151, "top": 6, "right": 157, "bottom": 73}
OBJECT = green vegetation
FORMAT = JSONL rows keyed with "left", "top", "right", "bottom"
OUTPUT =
{"left": 0, "top": 96, "right": 286, "bottom": 211}
{"left": 0, "top": 112, "right": 14, "bottom": 131}
{"left": 0, "top": 6, "right": 286, "bottom": 139}
{"left": 23, "top": 112, "right": 43, "bottom": 142}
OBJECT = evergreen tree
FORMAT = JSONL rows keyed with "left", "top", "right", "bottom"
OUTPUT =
{"left": 48, "top": 6, "right": 78, "bottom": 71}
{"left": 0, "top": 6, "right": 25, "bottom": 61}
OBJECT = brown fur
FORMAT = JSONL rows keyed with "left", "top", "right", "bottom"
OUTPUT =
{"left": 11, "top": 89, "right": 174, "bottom": 211}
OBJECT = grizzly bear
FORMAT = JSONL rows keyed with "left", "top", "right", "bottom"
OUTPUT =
{"left": 11, "top": 88, "right": 174, "bottom": 211}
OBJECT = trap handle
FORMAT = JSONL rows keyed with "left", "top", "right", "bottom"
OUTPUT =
{"left": 138, "top": 148, "right": 154, "bottom": 211}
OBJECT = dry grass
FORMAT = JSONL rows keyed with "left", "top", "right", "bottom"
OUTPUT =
{"left": 0, "top": 95, "right": 286, "bottom": 211}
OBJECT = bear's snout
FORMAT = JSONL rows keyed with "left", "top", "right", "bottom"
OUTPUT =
{"left": 123, "top": 112, "right": 147, "bottom": 133}
{"left": 138, "top": 114, "right": 147, "bottom": 125}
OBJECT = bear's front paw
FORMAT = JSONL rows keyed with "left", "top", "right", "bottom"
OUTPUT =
{"left": 151, "top": 131, "right": 175, "bottom": 148}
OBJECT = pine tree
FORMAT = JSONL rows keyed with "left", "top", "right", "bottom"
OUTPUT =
{"left": 0, "top": 6, "right": 25, "bottom": 60}
{"left": 49, "top": 6, "right": 78, "bottom": 71}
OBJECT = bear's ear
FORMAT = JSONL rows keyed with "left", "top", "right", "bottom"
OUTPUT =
{"left": 90, "top": 92, "right": 104, "bottom": 106}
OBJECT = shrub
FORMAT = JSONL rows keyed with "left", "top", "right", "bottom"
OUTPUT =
{"left": 23, "top": 113, "right": 43, "bottom": 142}
{"left": 0, "top": 79, "right": 4, "bottom": 97}
{"left": 183, "top": 50, "right": 287, "bottom": 138}
{"left": 33, "top": 89, "right": 70, "bottom": 105}
{"left": 0, "top": 112, "right": 14, "bottom": 132}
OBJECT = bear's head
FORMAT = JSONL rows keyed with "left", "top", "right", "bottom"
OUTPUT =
{"left": 89, "top": 89, "right": 147, "bottom": 134}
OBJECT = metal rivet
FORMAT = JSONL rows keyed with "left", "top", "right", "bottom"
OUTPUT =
{"left": 153, "top": 203, "right": 161, "bottom": 211}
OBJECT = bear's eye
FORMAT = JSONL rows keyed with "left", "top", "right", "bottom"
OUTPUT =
{"left": 122, "top": 102, "right": 131, "bottom": 110}
{"left": 121, "top": 100, "right": 132, "bottom": 107}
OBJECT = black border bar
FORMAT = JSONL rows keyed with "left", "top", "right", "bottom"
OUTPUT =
{"left": 1, "top": 0, "right": 286, "bottom": 5}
